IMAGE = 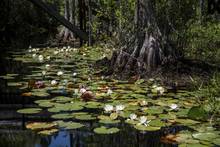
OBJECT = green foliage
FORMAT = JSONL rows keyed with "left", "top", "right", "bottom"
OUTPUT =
{"left": 186, "top": 22, "right": 220, "bottom": 63}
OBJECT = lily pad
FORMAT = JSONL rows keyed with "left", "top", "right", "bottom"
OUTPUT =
{"left": 192, "top": 132, "right": 218, "bottom": 141}
{"left": 134, "top": 125, "right": 161, "bottom": 131}
{"left": 38, "top": 129, "right": 58, "bottom": 135}
{"left": 99, "top": 119, "right": 120, "bottom": 124}
{"left": 212, "top": 138, "right": 220, "bottom": 145}
{"left": 55, "top": 121, "right": 84, "bottom": 130}
{"left": 94, "top": 126, "right": 120, "bottom": 134}
{"left": 51, "top": 113, "right": 73, "bottom": 119}
{"left": 187, "top": 106, "right": 208, "bottom": 121}
{"left": 26, "top": 122, "right": 57, "bottom": 131}
{"left": 75, "top": 114, "right": 96, "bottom": 120}
{"left": 17, "top": 108, "right": 42, "bottom": 114}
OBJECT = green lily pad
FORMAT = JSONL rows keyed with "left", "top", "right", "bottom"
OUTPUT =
{"left": 175, "top": 119, "right": 200, "bottom": 125}
{"left": 31, "top": 92, "right": 50, "bottom": 97}
{"left": 7, "top": 82, "right": 23, "bottom": 87}
{"left": 192, "top": 132, "right": 218, "bottom": 141}
{"left": 0, "top": 75, "right": 15, "bottom": 80}
{"left": 149, "top": 119, "right": 166, "bottom": 127}
{"left": 143, "top": 106, "right": 163, "bottom": 115}
{"left": 75, "top": 114, "right": 96, "bottom": 120}
{"left": 99, "top": 119, "right": 120, "bottom": 124}
{"left": 38, "top": 129, "right": 58, "bottom": 135}
{"left": 125, "top": 119, "right": 139, "bottom": 125}
{"left": 85, "top": 101, "right": 102, "bottom": 109}
{"left": 212, "top": 138, "right": 220, "bottom": 145}
{"left": 134, "top": 125, "right": 161, "bottom": 131}
{"left": 94, "top": 126, "right": 120, "bottom": 134}
{"left": 51, "top": 113, "right": 73, "bottom": 119}
{"left": 55, "top": 121, "right": 84, "bottom": 130}
{"left": 17, "top": 108, "right": 42, "bottom": 114}
{"left": 188, "top": 106, "right": 208, "bottom": 121}
{"left": 26, "top": 122, "right": 57, "bottom": 131}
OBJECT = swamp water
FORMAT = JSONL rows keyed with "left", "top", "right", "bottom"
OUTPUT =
{"left": 0, "top": 47, "right": 219, "bottom": 147}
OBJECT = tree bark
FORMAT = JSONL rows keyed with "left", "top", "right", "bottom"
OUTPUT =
{"left": 111, "top": 0, "right": 174, "bottom": 77}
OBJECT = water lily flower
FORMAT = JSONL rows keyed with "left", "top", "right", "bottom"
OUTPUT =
{"left": 51, "top": 80, "right": 58, "bottom": 86}
{"left": 107, "top": 89, "right": 113, "bottom": 95}
{"left": 61, "top": 48, "right": 64, "bottom": 52}
{"left": 101, "top": 76, "right": 104, "bottom": 80}
{"left": 29, "top": 45, "right": 32, "bottom": 49}
{"left": 32, "top": 49, "right": 37, "bottom": 52}
{"left": 73, "top": 48, "right": 77, "bottom": 51}
{"left": 74, "top": 89, "right": 79, "bottom": 94}
{"left": 32, "top": 54, "right": 36, "bottom": 58}
{"left": 35, "top": 81, "right": 44, "bottom": 88}
{"left": 169, "top": 104, "right": 178, "bottom": 110}
{"left": 73, "top": 72, "right": 77, "bottom": 77}
{"left": 129, "top": 113, "right": 137, "bottom": 120}
{"left": 46, "top": 56, "right": 50, "bottom": 60}
{"left": 83, "top": 53, "right": 86, "bottom": 56}
{"left": 57, "top": 71, "right": 63, "bottom": 76}
{"left": 54, "top": 51, "right": 59, "bottom": 55}
{"left": 42, "top": 70, "right": 46, "bottom": 76}
{"left": 38, "top": 55, "right": 44, "bottom": 62}
{"left": 67, "top": 46, "right": 70, "bottom": 49}
{"left": 80, "top": 88, "right": 86, "bottom": 94}
{"left": 36, "top": 48, "right": 40, "bottom": 52}
{"left": 138, "top": 116, "right": 151, "bottom": 126}
{"left": 140, "top": 100, "right": 148, "bottom": 106}
{"left": 115, "top": 104, "right": 125, "bottom": 111}
{"left": 155, "top": 86, "right": 165, "bottom": 94}
{"left": 28, "top": 49, "right": 32, "bottom": 53}
{"left": 45, "top": 64, "right": 50, "bottom": 69}
{"left": 104, "top": 104, "right": 114, "bottom": 112}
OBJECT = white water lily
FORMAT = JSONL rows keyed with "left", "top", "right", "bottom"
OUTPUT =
{"left": 29, "top": 45, "right": 32, "bottom": 49}
{"left": 104, "top": 104, "right": 114, "bottom": 112}
{"left": 73, "top": 72, "right": 77, "bottom": 77}
{"left": 115, "top": 104, "right": 125, "bottom": 111}
{"left": 140, "top": 100, "right": 148, "bottom": 106}
{"left": 54, "top": 51, "right": 59, "bottom": 55}
{"left": 83, "top": 53, "right": 86, "bottom": 56}
{"left": 32, "top": 54, "right": 36, "bottom": 58}
{"left": 51, "top": 80, "right": 58, "bottom": 86}
{"left": 28, "top": 49, "right": 32, "bottom": 53}
{"left": 46, "top": 56, "right": 50, "bottom": 60}
{"left": 80, "top": 88, "right": 86, "bottom": 94}
{"left": 45, "top": 64, "right": 50, "bottom": 69}
{"left": 169, "top": 104, "right": 178, "bottom": 110}
{"left": 156, "top": 86, "right": 165, "bottom": 94}
{"left": 57, "top": 71, "right": 63, "bottom": 76}
{"left": 67, "top": 46, "right": 70, "bottom": 49}
{"left": 38, "top": 55, "right": 44, "bottom": 62}
{"left": 107, "top": 89, "right": 113, "bottom": 95}
{"left": 32, "top": 49, "right": 37, "bottom": 52}
{"left": 129, "top": 113, "right": 137, "bottom": 120}
{"left": 138, "top": 116, "right": 151, "bottom": 126}
{"left": 74, "top": 89, "right": 79, "bottom": 94}
{"left": 42, "top": 70, "right": 46, "bottom": 76}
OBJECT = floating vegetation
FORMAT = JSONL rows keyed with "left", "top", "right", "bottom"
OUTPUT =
{"left": 17, "top": 108, "right": 42, "bottom": 114}
{"left": 0, "top": 46, "right": 217, "bottom": 145}
{"left": 94, "top": 126, "right": 120, "bottom": 134}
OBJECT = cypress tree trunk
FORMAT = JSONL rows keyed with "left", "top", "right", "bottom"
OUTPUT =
{"left": 59, "top": 0, "right": 75, "bottom": 42}
{"left": 111, "top": 0, "right": 174, "bottom": 76}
